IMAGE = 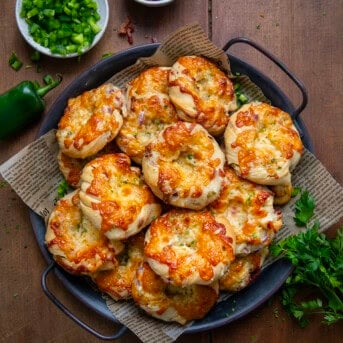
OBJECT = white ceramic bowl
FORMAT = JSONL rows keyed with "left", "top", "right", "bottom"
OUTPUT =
{"left": 15, "top": 0, "right": 109, "bottom": 58}
{"left": 133, "top": 0, "right": 174, "bottom": 7}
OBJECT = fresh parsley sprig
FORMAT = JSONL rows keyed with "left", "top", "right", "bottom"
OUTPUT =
{"left": 294, "top": 190, "right": 315, "bottom": 226}
{"left": 271, "top": 188, "right": 343, "bottom": 327}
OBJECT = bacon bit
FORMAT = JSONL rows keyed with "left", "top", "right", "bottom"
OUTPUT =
{"left": 118, "top": 16, "right": 135, "bottom": 45}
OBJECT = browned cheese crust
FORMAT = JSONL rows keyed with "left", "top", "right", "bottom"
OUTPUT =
{"left": 144, "top": 209, "right": 236, "bottom": 286}
{"left": 219, "top": 247, "right": 269, "bottom": 292}
{"left": 168, "top": 55, "right": 237, "bottom": 136}
{"left": 93, "top": 232, "right": 145, "bottom": 300}
{"left": 132, "top": 262, "right": 219, "bottom": 324}
{"left": 79, "top": 153, "right": 162, "bottom": 240}
{"left": 209, "top": 167, "right": 282, "bottom": 255}
{"left": 45, "top": 190, "right": 121, "bottom": 275}
{"left": 57, "top": 84, "right": 125, "bottom": 159}
{"left": 116, "top": 67, "right": 178, "bottom": 164}
{"left": 57, "top": 141, "right": 120, "bottom": 188}
{"left": 142, "top": 121, "right": 225, "bottom": 210}
{"left": 225, "top": 102, "right": 303, "bottom": 186}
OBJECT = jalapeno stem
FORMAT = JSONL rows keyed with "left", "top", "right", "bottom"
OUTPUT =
{"left": 36, "top": 74, "right": 62, "bottom": 98}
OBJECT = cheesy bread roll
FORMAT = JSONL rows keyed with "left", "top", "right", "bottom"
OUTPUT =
{"left": 45, "top": 190, "right": 123, "bottom": 275}
{"left": 219, "top": 247, "right": 269, "bottom": 292}
{"left": 132, "top": 262, "right": 219, "bottom": 325}
{"left": 79, "top": 153, "right": 162, "bottom": 240}
{"left": 168, "top": 55, "right": 237, "bottom": 136}
{"left": 209, "top": 167, "right": 282, "bottom": 255}
{"left": 116, "top": 67, "right": 178, "bottom": 164}
{"left": 224, "top": 102, "right": 303, "bottom": 186}
{"left": 57, "top": 141, "right": 121, "bottom": 188}
{"left": 144, "top": 209, "right": 236, "bottom": 286}
{"left": 142, "top": 121, "right": 225, "bottom": 210}
{"left": 93, "top": 232, "right": 145, "bottom": 300}
{"left": 56, "top": 84, "right": 125, "bottom": 159}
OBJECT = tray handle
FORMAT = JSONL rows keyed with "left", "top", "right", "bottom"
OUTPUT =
{"left": 41, "top": 262, "right": 127, "bottom": 340}
{"left": 223, "top": 37, "right": 308, "bottom": 120}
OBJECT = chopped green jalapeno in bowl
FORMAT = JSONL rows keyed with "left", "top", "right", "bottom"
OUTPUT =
{"left": 15, "top": 0, "right": 109, "bottom": 58}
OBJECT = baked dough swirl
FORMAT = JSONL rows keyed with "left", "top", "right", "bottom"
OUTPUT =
{"left": 93, "top": 232, "right": 145, "bottom": 300}
{"left": 142, "top": 121, "right": 225, "bottom": 210}
{"left": 224, "top": 102, "right": 303, "bottom": 186}
{"left": 45, "top": 190, "right": 123, "bottom": 275}
{"left": 219, "top": 247, "right": 269, "bottom": 292}
{"left": 56, "top": 84, "right": 125, "bottom": 159}
{"left": 116, "top": 67, "right": 178, "bottom": 164}
{"left": 79, "top": 153, "right": 162, "bottom": 240}
{"left": 144, "top": 209, "right": 236, "bottom": 286}
{"left": 132, "top": 262, "right": 219, "bottom": 325}
{"left": 168, "top": 55, "right": 237, "bottom": 136}
{"left": 209, "top": 167, "right": 282, "bottom": 255}
{"left": 57, "top": 141, "right": 120, "bottom": 188}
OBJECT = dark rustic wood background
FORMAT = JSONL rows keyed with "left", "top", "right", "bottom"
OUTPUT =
{"left": 0, "top": 1, "right": 342, "bottom": 342}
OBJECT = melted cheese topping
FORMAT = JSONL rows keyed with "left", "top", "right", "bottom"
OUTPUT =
{"left": 142, "top": 121, "right": 225, "bottom": 210}
{"left": 79, "top": 153, "right": 162, "bottom": 240}
{"left": 209, "top": 167, "right": 282, "bottom": 255}
{"left": 116, "top": 67, "right": 178, "bottom": 164}
{"left": 57, "top": 150, "right": 86, "bottom": 188}
{"left": 219, "top": 247, "right": 269, "bottom": 292}
{"left": 131, "top": 262, "right": 219, "bottom": 325}
{"left": 224, "top": 102, "right": 303, "bottom": 185}
{"left": 57, "top": 141, "right": 120, "bottom": 188}
{"left": 93, "top": 232, "right": 145, "bottom": 300}
{"left": 144, "top": 209, "right": 236, "bottom": 286}
{"left": 56, "top": 84, "right": 125, "bottom": 159}
{"left": 168, "top": 55, "right": 237, "bottom": 136}
{"left": 45, "top": 190, "right": 122, "bottom": 275}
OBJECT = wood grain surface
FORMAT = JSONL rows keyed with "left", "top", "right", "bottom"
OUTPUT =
{"left": 0, "top": 1, "right": 342, "bottom": 342}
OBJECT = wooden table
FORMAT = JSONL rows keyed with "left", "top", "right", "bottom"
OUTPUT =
{"left": 0, "top": 1, "right": 342, "bottom": 342}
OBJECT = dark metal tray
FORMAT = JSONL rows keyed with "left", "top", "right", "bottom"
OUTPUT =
{"left": 29, "top": 38, "right": 312, "bottom": 340}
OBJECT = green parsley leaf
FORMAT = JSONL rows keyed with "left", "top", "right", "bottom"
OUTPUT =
{"left": 291, "top": 186, "right": 302, "bottom": 197}
{"left": 272, "top": 224, "right": 343, "bottom": 326}
{"left": 294, "top": 190, "right": 315, "bottom": 226}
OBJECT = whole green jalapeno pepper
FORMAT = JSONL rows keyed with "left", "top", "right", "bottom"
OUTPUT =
{"left": 0, "top": 74, "right": 62, "bottom": 139}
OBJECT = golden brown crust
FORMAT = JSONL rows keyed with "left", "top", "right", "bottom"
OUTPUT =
{"left": 144, "top": 209, "right": 236, "bottom": 286}
{"left": 209, "top": 167, "right": 282, "bottom": 255}
{"left": 132, "top": 262, "right": 219, "bottom": 324}
{"left": 270, "top": 183, "right": 293, "bottom": 205}
{"left": 219, "top": 247, "right": 269, "bottom": 292}
{"left": 79, "top": 153, "right": 162, "bottom": 240}
{"left": 57, "top": 141, "right": 121, "bottom": 188}
{"left": 45, "top": 190, "right": 120, "bottom": 275}
{"left": 93, "top": 233, "right": 145, "bottom": 300}
{"left": 57, "top": 150, "right": 85, "bottom": 188}
{"left": 56, "top": 84, "right": 125, "bottom": 159}
{"left": 168, "top": 56, "right": 237, "bottom": 136}
{"left": 142, "top": 121, "right": 225, "bottom": 210}
{"left": 116, "top": 67, "right": 178, "bottom": 164}
{"left": 225, "top": 102, "right": 303, "bottom": 185}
